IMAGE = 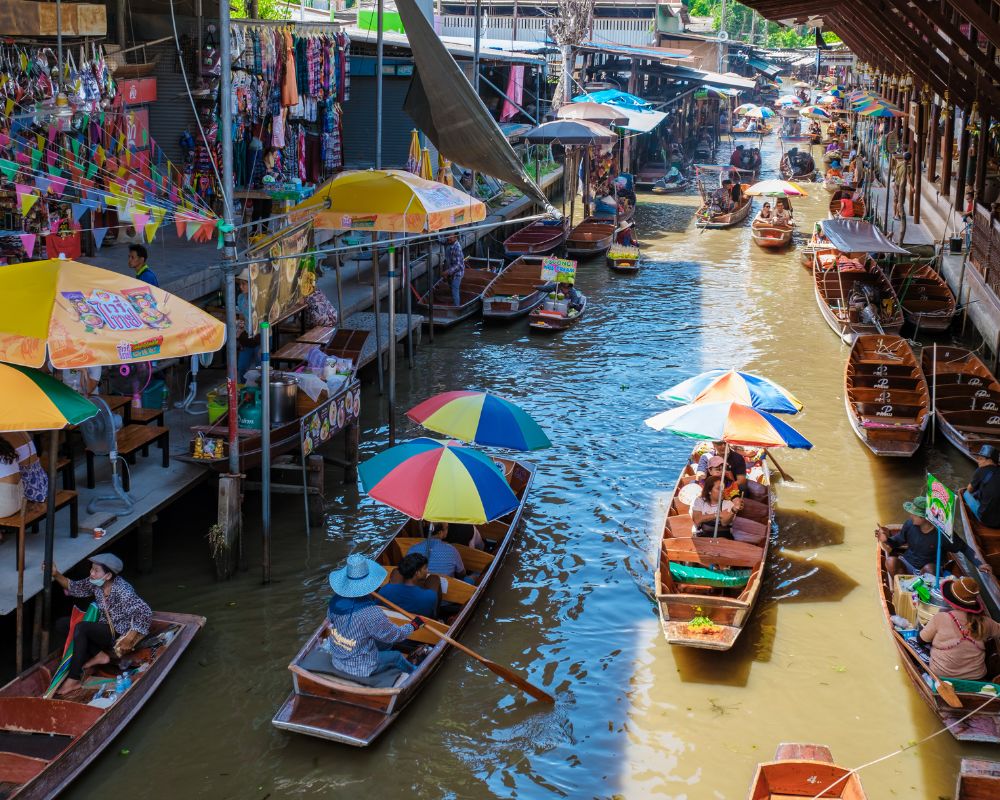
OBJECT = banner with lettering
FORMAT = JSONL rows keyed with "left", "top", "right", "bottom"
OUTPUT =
{"left": 926, "top": 473, "right": 956, "bottom": 542}
{"left": 245, "top": 220, "right": 314, "bottom": 330}
{"left": 540, "top": 256, "right": 577, "bottom": 284}
{"left": 301, "top": 381, "right": 362, "bottom": 456}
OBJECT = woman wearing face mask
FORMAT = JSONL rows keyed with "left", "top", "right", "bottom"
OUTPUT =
{"left": 50, "top": 553, "right": 152, "bottom": 697}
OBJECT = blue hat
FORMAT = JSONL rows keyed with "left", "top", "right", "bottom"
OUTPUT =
{"left": 328, "top": 554, "right": 387, "bottom": 598}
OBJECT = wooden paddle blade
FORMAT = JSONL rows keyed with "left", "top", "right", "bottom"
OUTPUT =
{"left": 892, "top": 630, "right": 964, "bottom": 709}
{"left": 764, "top": 448, "right": 793, "bottom": 482}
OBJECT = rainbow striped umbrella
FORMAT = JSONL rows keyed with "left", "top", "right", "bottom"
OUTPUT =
{"left": 407, "top": 391, "right": 550, "bottom": 451}
{"left": 859, "top": 105, "right": 905, "bottom": 118}
{"left": 0, "top": 363, "right": 97, "bottom": 430}
{"left": 359, "top": 438, "right": 518, "bottom": 523}
{"left": 799, "top": 105, "right": 831, "bottom": 120}
{"left": 734, "top": 103, "right": 758, "bottom": 116}
{"left": 745, "top": 106, "right": 775, "bottom": 120}
{"left": 658, "top": 370, "right": 803, "bottom": 414}
{"left": 644, "top": 401, "right": 812, "bottom": 449}
{"left": 777, "top": 94, "right": 803, "bottom": 106}
{"left": 745, "top": 179, "right": 809, "bottom": 198}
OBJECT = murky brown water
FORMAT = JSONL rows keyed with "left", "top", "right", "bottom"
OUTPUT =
{"left": 65, "top": 136, "right": 996, "bottom": 799}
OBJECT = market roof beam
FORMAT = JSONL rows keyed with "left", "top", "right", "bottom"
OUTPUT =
{"left": 941, "top": 0, "right": 1000, "bottom": 55}
{"left": 904, "top": 0, "right": 1000, "bottom": 84}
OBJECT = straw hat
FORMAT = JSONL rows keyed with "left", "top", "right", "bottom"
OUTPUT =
{"left": 902, "top": 495, "right": 928, "bottom": 519}
{"left": 941, "top": 576, "right": 985, "bottom": 614}
{"left": 328, "top": 554, "right": 386, "bottom": 598}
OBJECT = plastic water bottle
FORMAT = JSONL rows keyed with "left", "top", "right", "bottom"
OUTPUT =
{"left": 115, "top": 673, "right": 127, "bottom": 696}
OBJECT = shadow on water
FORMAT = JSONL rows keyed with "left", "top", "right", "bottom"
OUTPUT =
{"left": 769, "top": 549, "right": 860, "bottom": 604}
{"left": 777, "top": 507, "right": 847, "bottom": 549}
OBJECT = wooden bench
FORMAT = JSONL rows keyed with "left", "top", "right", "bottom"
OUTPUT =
{"left": 0, "top": 490, "right": 80, "bottom": 545}
{"left": 297, "top": 325, "right": 337, "bottom": 345}
{"left": 663, "top": 536, "right": 763, "bottom": 568}
{"left": 128, "top": 406, "right": 165, "bottom": 426}
{"left": 272, "top": 340, "right": 315, "bottom": 366}
{"left": 85, "top": 425, "right": 169, "bottom": 491}
{"left": 39, "top": 452, "right": 75, "bottom": 491}
{"left": 394, "top": 537, "right": 495, "bottom": 575}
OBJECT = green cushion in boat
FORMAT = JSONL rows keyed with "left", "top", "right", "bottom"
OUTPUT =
{"left": 669, "top": 563, "right": 752, "bottom": 588}
{"left": 933, "top": 677, "right": 1000, "bottom": 695}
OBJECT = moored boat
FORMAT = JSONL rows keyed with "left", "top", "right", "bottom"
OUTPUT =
{"left": 813, "top": 257, "right": 903, "bottom": 344}
{"left": 636, "top": 160, "right": 668, "bottom": 189}
{"left": 502, "top": 219, "right": 568, "bottom": 259}
{"left": 828, "top": 191, "right": 866, "bottom": 219}
{"left": 481, "top": 256, "right": 554, "bottom": 322}
{"left": 528, "top": 294, "right": 587, "bottom": 332}
{"left": 606, "top": 246, "right": 641, "bottom": 274}
{"left": 957, "top": 758, "right": 1000, "bottom": 799}
{"left": 271, "top": 457, "right": 536, "bottom": 747}
{"left": 696, "top": 195, "right": 752, "bottom": 229}
{"left": 414, "top": 258, "right": 503, "bottom": 329}
{"left": 565, "top": 217, "right": 616, "bottom": 257}
{"left": 654, "top": 449, "right": 771, "bottom": 650}
{"left": 750, "top": 211, "right": 793, "bottom": 249}
{"left": 844, "top": 334, "right": 929, "bottom": 457}
{"left": 920, "top": 345, "right": 1000, "bottom": 462}
{"left": 956, "top": 496, "right": 1000, "bottom": 616}
{"left": 779, "top": 153, "right": 816, "bottom": 181}
{"left": 747, "top": 743, "right": 867, "bottom": 799}
{"left": 876, "top": 544, "right": 1000, "bottom": 742}
{"left": 887, "top": 262, "right": 957, "bottom": 332}
{"left": 0, "top": 612, "right": 205, "bottom": 799}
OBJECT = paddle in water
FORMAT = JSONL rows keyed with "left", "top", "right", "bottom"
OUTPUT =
{"left": 373, "top": 592, "right": 554, "bottom": 704}
{"left": 764, "top": 448, "right": 794, "bottom": 482}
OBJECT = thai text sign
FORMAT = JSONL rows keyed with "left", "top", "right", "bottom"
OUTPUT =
{"left": 926, "top": 473, "right": 956, "bottom": 542}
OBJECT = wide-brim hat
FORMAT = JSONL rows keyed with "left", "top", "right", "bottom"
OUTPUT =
{"left": 328, "top": 554, "right": 386, "bottom": 598}
{"left": 902, "top": 495, "right": 928, "bottom": 518}
{"left": 941, "top": 577, "right": 985, "bottom": 614}
{"left": 977, "top": 444, "right": 1000, "bottom": 462}
{"left": 237, "top": 268, "right": 250, "bottom": 282}
{"left": 89, "top": 553, "right": 123, "bottom": 575}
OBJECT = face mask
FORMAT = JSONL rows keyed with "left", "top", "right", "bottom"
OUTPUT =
{"left": 89, "top": 577, "right": 106, "bottom": 587}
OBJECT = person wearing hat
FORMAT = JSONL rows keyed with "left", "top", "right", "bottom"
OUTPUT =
{"left": 696, "top": 442, "right": 748, "bottom": 493}
{"left": 876, "top": 495, "right": 988, "bottom": 578}
{"left": 49, "top": 553, "right": 152, "bottom": 697}
{"left": 326, "top": 554, "right": 424, "bottom": 679}
{"left": 919, "top": 577, "right": 1000, "bottom": 681}
{"left": 234, "top": 268, "right": 261, "bottom": 380}
{"left": 964, "top": 445, "right": 1000, "bottom": 528}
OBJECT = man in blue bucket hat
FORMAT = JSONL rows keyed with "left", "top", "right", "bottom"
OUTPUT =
{"left": 326, "top": 554, "right": 424, "bottom": 679}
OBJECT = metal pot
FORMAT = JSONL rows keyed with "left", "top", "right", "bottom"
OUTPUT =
{"left": 269, "top": 376, "right": 299, "bottom": 424}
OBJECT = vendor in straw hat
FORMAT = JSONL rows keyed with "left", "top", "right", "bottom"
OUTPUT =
{"left": 876, "top": 495, "right": 989, "bottom": 578}
{"left": 919, "top": 577, "right": 1000, "bottom": 681}
{"left": 50, "top": 553, "right": 152, "bottom": 696}
{"left": 326, "top": 554, "right": 425, "bottom": 679}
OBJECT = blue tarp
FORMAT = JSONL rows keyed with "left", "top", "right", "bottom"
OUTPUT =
{"left": 572, "top": 90, "right": 654, "bottom": 111}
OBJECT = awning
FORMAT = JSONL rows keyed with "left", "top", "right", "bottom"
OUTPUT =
{"left": 576, "top": 41, "right": 693, "bottom": 62}
{"left": 659, "top": 65, "right": 755, "bottom": 91}
{"left": 819, "top": 219, "right": 909, "bottom": 254}
{"left": 572, "top": 90, "right": 667, "bottom": 133}
{"left": 616, "top": 108, "right": 668, "bottom": 133}
{"left": 748, "top": 58, "right": 783, "bottom": 78}
{"left": 345, "top": 26, "right": 546, "bottom": 65}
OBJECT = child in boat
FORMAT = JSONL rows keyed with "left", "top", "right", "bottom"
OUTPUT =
{"left": 919, "top": 577, "right": 1000, "bottom": 681}
{"left": 690, "top": 476, "right": 743, "bottom": 539}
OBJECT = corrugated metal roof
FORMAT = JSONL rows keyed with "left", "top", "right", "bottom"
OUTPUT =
{"left": 344, "top": 26, "right": 546, "bottom": 65}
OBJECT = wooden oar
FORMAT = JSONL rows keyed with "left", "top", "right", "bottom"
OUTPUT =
{"left": 891, "top": 628, "right": 963, "bottom": 709}
{"left": 764, "top": 448, "right": 794, "bottom": 482}
{"left": 373, "top": 592, "right": 554, "bottom": 704}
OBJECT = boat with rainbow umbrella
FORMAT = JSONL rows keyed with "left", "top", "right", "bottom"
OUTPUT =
{"left": 406, "top": 390, "right": 550, "bottom": 451}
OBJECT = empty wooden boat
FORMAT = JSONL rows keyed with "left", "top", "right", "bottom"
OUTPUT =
{"left": 481, "top": 256, "right": 553, "bottom": 322}
{"left": 0, "top": 613, "right": 204, "bottom": 799}
{"left": 750, "top": 212, "right": 793, "bottom": 249}
{"left": 695, "top": 194, "right": 753, "bottom": 229}
{"left": 747, "top": 743, "right": 867, "bottom": 799}
{"left": 606, "top": 246, "right": 641, "bottom": 274}
{"left": 887, "top": 262, "right": 957, "bottom": 333}
{"left": 876, "top": 543, "right": 1000, "bottom": 742}
{"left": 844, "top": 335, "right": 929, "bottom": 457}
{"left": 528, "top": 295, "right": 587, "bottom": 332}
{"left": 921, "top": 345, "right": 1000, "bottom": 461}
{"left": 957, "top": 496, "right": 1000, "bottom": 618}
{"left": 272, "top": 457, "right": 536, "bottom": 747}
{"left": 957, "top": 758, "right": 1000, "bottom": 800}
{"left": 813, "top": 257, "right": 903, "bottom": 344}
{"left": 414, "top": 258, "right": 502, "bottom": 329}
{"left": 636, "top": 160, "right": 668, "bottom": 189}
{"left": 654, "top": 449, "right": 771, "bottom": 650}
{"left": 565, "top": 217, "right": 615, "bottom": 257}
{"left": 502, "top": 219, "right": 567, "bottom": 259}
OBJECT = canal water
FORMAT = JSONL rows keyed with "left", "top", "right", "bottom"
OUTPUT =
{"left": 67, "top": 136, "right": 994, "bottom": 799}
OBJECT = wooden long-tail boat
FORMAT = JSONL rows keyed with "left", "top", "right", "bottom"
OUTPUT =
{"left": 607, "top": 246, "right": 641, "bottom": 274}
{"left": 732, "top": 121, "right": 772, "bottom": 136}
{"left": 695, "top": 194, "right": 753, "bottom": 229}
{"left": 0, "top": 612, "right": 204, "bottom": 799}
{"left": 956, "top": 496, "right": 1000, "bottom": 619}
{"left": 750, "top": 212, "right": 793, "bottom": 249}
{"left": 502, "top": 219, "right": 568, "bottom": 259}
{"left": 887, "top": 262, "right": 957, "bottom": 333}
{"left": 779, "top": 155, "right": 815, "bottom": 181}
{"left": 920, "top": 345, "right": 1000, "bottom": 462}
{"left": 481, "top": 256, "right": 554, "bottom": 322}
{"left": 635, "top": 160, "right": 668, "bottom": 189}
{"left": 747, "top": 743, "right": 867, "bottom": 799}
{"left": 414, "top": 258, "right": 503, "bottom": 329}
{"left": 828, "top": 191, "right": 866, "bottom": 219}
{"left": 844, "top": 335, "right": 929, "bottom": 457}
{"left": 957, "top": 758, "right": 1000, "bottom": 800}
{"left": 565, "top": 217, "right": 615, "bottom": 257}
{"left": 528, "top": 295, "right": 587, "bottom": 332}
{"left": 813, "top": 257, "right": 903, "bottom": 344}
{"left": 876, "top": 543, "right": 1000, "bottom": 742}
{"left": 271, "top": 457, "right": 535, "bottom": 747}
{"left": 654, "top": 449, "right": 772, "bottom": 650}
{"left": 801, "top": 230, "right": 837, "bottom": 270}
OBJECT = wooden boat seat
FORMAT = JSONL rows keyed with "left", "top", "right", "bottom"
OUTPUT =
{"left": 394, "top": 537, "right": 494, "bottom": 575}
{"left": 854, "top": 402, "right": 925, "bottom": 417}
{"left": 848, "top": 387, "right": 926, "bottom": 405}
{"left": 665, "top": 514, "right": 694, "bottom": 536}
{"left": 0, "top": 751, "right": 48, "bottom": 784}
{"left": 849, "top": 375, "right": 923, "bottom": 390}
{"left": 0, "top": 697, "right": 102, "bottom": 737}
{"left": 664, "top": 537, "right": 763, "bottom": 568}
{"left": 732, "top": 517, "right": 768, "bottom": 546}
{"left": 294, "top": 641, "right": 408, "bottom": 688}
{"left": 850, "top": 362, "right": 918, "bottom": 376}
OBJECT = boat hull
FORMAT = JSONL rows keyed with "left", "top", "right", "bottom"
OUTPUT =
{"left": 502, "top": 220, "right": 567, "bottom": 259}
{"left": 414, "top": 267, "right": 500, "bottom": 329}
{"left": 696, "top": 197, "right": 753, "bottom": 229}
{"left": 528, "top": 297, "right": 587, "bottom": 332}
{"left": 481, "top": 256, "right": 552, "bottom": 322}
{"left": 813, "top": 261, "right": 904, "bottom": 344}
{"left": 565, "top": 218, "right": 615, "bottom": 256}
{"left": 747, "top": 743, "right": 868, "bottom": 799}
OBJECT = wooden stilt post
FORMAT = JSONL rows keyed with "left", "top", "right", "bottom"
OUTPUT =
{"left": 216, "top": 474, "right": 242, "bottom": 579}
{"left": 941, "top": 99, "right": 955, "bottom": 196}
{"left": 307, "top": 454, "right": 325, "bottom": 528}
{"left": 956, "top": 111, "right": 971, "bottom": 212}
{"left": 344, "top": 421, "right": 360, "bottom": 483}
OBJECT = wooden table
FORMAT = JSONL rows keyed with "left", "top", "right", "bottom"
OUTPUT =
{"left": 96, "top": 394, "right": 131, "bottom": 420}
{"left": 272, "top": 340, "right": 315, "bottom": 366}
{"left": 297, "top": 325, "right": 336, "bottom": 345}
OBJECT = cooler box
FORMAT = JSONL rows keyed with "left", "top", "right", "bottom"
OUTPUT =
{"left": 142, "top": 378, "right": 167, "bottom": 409}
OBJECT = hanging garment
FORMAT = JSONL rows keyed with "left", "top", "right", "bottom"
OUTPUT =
{"left": 281, "top": 30, "right": 299, "bottom": 108}
{"left": 500, "top": 65, "right": 525, "bottom": 122}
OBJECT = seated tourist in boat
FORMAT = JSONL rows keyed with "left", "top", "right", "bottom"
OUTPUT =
{"left": 326, "top": 554, "right": 423, "bottom": 679}
{"left": 746, "top": 117, "right": 760, "bottom": 134}
{"left": 696, "top": 442, "right": 748, "bottom": 492}
{"left": 730, "top": 180, "right": 744, "bottom": 207}
{"left": 774, "top": 198, "right": 793, "bottom": 226}
{"left": 808, "top": 121, "right": 822, "bottom": 137}
{"left": 380, "top": 552, "right": 439, "bottom": 618}
{"left": 443, "top": 231, "right": 466, "bottom": 307}
{"left": 919, "top": 577, "right": 1000, "bottom": 681}
{"left": 964, "top": 445, "right": 1000, "bottom": 528}
{"left": 711, "top": 181, "right": 733, "bottom": 213}
{"left": 759, "top": 202, "right": 773, "bottom": 221}
{"left": 690, "top": 476, "right": 744, "bottom": 539}
{"left": 826, "top": 160, "right": 843, "bottom": 179}
{"left": 730, "top": 145, "right": 744, "bottom": 169}
{"left": 416, "top": 522, "right": 468, "bottom": 579}
{"left": 698, "top": 455, "right": 740, "bottom": 499}
{"left": 877, "top": 496, "right": 990, "bottom": 577}
{"left": 50, "top": 554, "right": 152, "bottom": 697}
{"left": 442, "top": 521, "right": 486, "bottom": 550}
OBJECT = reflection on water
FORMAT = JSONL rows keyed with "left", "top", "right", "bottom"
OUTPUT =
{"left": 65, "top": 135, "right": 994, "bottom": 799}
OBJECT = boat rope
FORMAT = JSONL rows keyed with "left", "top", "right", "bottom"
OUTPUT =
{"left": 806, "top": 693, "right": 1000, "bottom": 798}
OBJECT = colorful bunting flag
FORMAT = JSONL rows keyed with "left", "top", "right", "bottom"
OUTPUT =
{"left": 71, "top": 203, "right": 88, "bottom": 222}
{"left": 92, "top": 227, "right": 108, "bottom": 250}
{"left": 133, "top": 212, "right": 150, "bottom": 238}
{"left": 19, "top": 193, "right": 38, "bottom": 215}
{"left": 35, "top": 176, "right": 52, "bottom": 195}
{"left": 0, "top": 159, "right": 17, "bottom": 182}
{"left": 30, "top": 149, "right": 41, "bottom": 171}
{"left": 19, "top": 233, "right": 36, "bottom": 257}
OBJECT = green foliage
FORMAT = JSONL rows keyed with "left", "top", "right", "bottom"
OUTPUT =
{"left": 231, "top": 0, "right": 291, "bottom": 20}
{"left": 682, "top": 0, "right": 841, "bottom": 48}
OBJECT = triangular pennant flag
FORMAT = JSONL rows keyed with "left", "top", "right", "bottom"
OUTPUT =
{"left": 30, "top": 149, "right": 41, "bottom": 171}
{"left": 96, "top": 146, "right": 105, "bottom": 166}
{"left": 48, "top": 175, "right": 67, "bottom": 196}
{"left": 19, "top": 233, "right": 35, "bottom": 257}
{"left": 117, "top": 166, "right": 127, "bottom": 178}
{"left": 4, "top": 98, "right": 13, "bottom": 117}
{"left": 34, "top": 176, "right": 52, "bottom": 195}
{"left": 19, "top": 193, "right": 38, "bottom": 215}
{"left": 144, "top": 218, "right": 162, "bottom": 243}
{"left": 185, "top": 220, "right": 200, "bottom": 240}
{"left": 86, "top": 162, "right": 98, "bottom": 179}
{"left": 92, "top": 227, "right": 108, "bottom": 250}
{"left": 15, "top": 183, "right": 31, "bottom": 198}
{"left": 46, "top": 125, "right": 56, "bottom": 143}
{"left": 0, "top": 132, "right": 9, "bottom": 148}
{"left": 70, "top": 138, "right": 81, "bottom": 156}
{"left": 0, "top": 159, "right": 17, "bottom": 182}
{"left": 133, "top": 212, "right": 150, "bottom": 236}
{"left": 15, "top": 151, "right": 29, "bottom": 165}
{"left": 45, "top": 149, "right": 56, "bottom": 166}
{"left": 35, "top": 133, "right": 44, "bottom": 151}
{"left": 175, "top": 216, "right": 187, "bottom": 237}
{"left": 71, "top": 203, "right": 88, "bottom": 222}
{"left": 47, "top": 166, "right": 63, "bottom": 178}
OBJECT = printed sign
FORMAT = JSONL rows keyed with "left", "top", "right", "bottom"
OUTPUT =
{"left": 63, "top": 287, "right": 171, "bottom": 336}
{"left": 926, "top": 473, "right": 956, "bottom": 542}
{"left": 540, "top": 256, "right": 577, "bottom": 284}
{"left": 301, "top": 381, "right": 362, "bottom": 456}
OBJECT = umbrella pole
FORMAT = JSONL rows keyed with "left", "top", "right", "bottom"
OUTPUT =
{"left": 16, "top": 507, "right": 24, "bottom": 673}
{"left": 372, "top": 236, "right": 384, "bottom": 395}
{"left": 388, "top": 245, "right": 397, "bottom": 445}
{"left": 261, "top": 321, "right": 271, "bottom": 584}
{"left": 40, "top": 429, "right": 58, "bottom": 657}
{"left": 712, "top": 442, "right": 729, "bottom": 539}
{"left": 404, "top": 244, "right": 413, "bottom": 368}
{"left": 569, "top": 148, "right": 577, "bottom": 224}
{"left": 334, "top": 251, "right": 344, "bottom": 325}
